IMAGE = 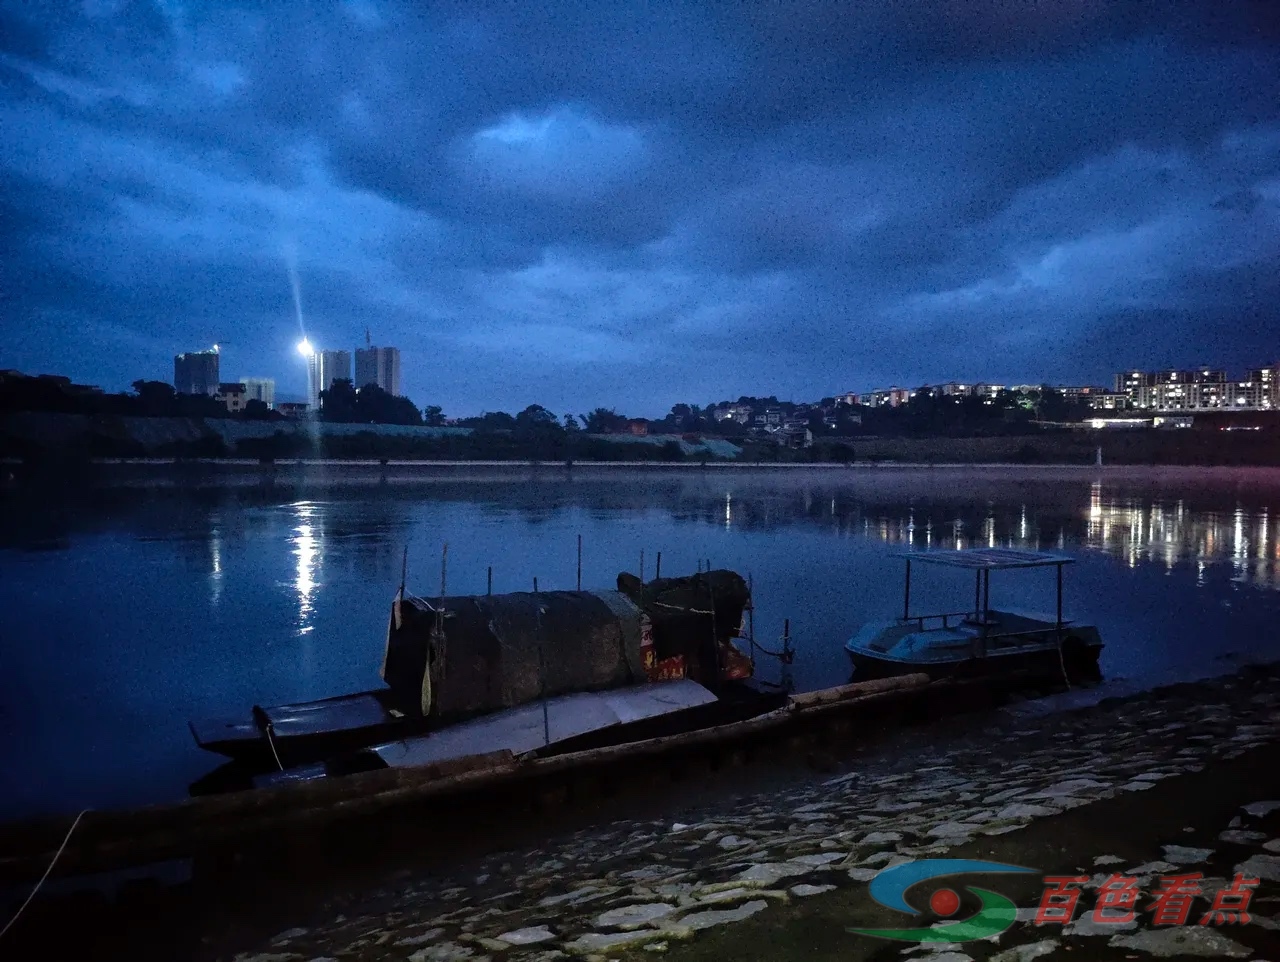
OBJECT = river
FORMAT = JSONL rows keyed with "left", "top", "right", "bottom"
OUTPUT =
{"left": 3, "top": 464, "right": 1280, "bottom": 819}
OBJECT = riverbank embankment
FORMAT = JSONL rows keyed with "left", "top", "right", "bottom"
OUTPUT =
{"left": 2, "top": 664, "right": 1277, "bottom": 961}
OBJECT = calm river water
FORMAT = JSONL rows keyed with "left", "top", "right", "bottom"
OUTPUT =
{"left": 3, "top": 465, "right": 1280, "bottom": 819}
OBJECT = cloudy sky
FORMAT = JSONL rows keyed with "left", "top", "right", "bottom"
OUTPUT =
{"left": 3, "top": 1, "right": 1279, "bottom": 416}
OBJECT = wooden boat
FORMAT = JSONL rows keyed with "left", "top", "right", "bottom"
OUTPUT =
{"left": 188, "top": 569, "right": 761, "bottom": 789}
{"left": 244, "top": 677, "right": 789, "bottom": 791}
{"left": 845, "top": 548, "right": 1104, "bottom": 684}
{"left": 3, "top": 672, "right": 958, "bottom": 885}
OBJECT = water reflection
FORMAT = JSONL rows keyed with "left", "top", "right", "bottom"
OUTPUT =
{"left": 209, "top": 518, "right": 223, "bottom": 608}
{"left": 9, "top": 472, "right": 1280, "bottom": 596}
{"left": 292, "top": 501, "right": 322, "bottom": 634}
{"left": 1080, "top": 484, "right": 1280, "bottom": 588}
{"left": 842, "top": 478, "right": 1280, "bottom": 591}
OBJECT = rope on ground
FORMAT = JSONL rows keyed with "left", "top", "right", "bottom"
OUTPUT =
{"left": 0, "top": 808, "right": 89, "bottom": 942}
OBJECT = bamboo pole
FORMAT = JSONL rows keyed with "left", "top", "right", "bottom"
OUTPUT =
{"left": 787, "top": 673, "right": 929, "bottom": 710}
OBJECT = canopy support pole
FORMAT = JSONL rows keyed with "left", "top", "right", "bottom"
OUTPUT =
{"left": 903, "top": 559, "right": 912, "bottom": 620}
{"left": 1056, "top": 563, "right": 1064, "bottom": 631}
{"left": 534, "top": 576, "right": 549, "bottom": 748}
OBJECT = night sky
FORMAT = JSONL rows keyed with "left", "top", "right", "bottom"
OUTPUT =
{"left": 3, "top": 2, "right": 1279, "bottom": 416}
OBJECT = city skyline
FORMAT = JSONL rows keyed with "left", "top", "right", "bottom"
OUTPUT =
{"left": 28, "top": 342, "right": 1280, "bottom": 417}
{"left": 4, "top": 3, "right": 1278, "bottom": 416}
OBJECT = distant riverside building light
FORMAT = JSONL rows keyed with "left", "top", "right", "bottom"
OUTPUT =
{"left": 1087, "top": 417, "right": 1152, "bottom": 429}
{"left": 1115, "top": 365, "right": 1280, "bottom": 412}
{"left": 174, "top": 347, "right": 220, "bottom": 396}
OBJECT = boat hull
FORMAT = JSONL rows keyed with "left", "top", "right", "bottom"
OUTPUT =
{"left": 188, "top": 689, "right": 425, "bottom": 766}
{"left": 192, "top": 680, "right": 789, "bottom": 796}
{"left": 185, "top": 680, "right": 783, "bottom": 798}
{"left": 846, "top": 634, "right": 1103, "bottom": 685}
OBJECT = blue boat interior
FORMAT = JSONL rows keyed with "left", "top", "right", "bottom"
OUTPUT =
{"left": 846, "top": 548, "right": 1100, "bottom": 666}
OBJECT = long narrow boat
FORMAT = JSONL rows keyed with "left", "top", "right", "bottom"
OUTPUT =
{"left": 845, "top": 547, "right": 1104, "bottom": 683}
{"left": 189, "top": 569, "right": 763, "bottom": 791}
{"left": 249, "top": 677, "right": 789, "bottom": 791}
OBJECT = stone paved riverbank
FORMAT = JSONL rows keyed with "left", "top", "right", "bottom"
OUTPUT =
{"left": 222, "top": 665, "right": 1280, "bottom": 962}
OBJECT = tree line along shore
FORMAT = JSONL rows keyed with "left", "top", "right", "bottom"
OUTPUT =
{"left": 4, "top": 410, "right": 1280, "bottom": 469}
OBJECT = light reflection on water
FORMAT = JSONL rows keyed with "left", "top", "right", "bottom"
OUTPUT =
{"left": 2, "top": 468, "right": 1280, "bottom": 817}
{"left": 852, "top": 479, "right": 1280, "bottom": 591}
{"left": 291, "top": 501, "right": 322, "bottom": 636}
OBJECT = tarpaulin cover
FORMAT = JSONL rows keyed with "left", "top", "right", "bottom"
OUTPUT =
{"left": 382, "top": 589, "right": 646, "bottom": 721}
{"left": 617, "top": 569, "right": 751, "bottom": 676}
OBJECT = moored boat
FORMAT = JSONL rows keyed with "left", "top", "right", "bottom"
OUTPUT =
{"left": 245, "top": 676, "right": 791, "bottom": 792}
{"left": 188, "top": 568, "right": 764, "bottom": 790}
{"left": 845, "top": 547, "right": 1104, "bottom": 684}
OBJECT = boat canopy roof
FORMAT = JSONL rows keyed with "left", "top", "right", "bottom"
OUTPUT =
{"left": 898, "top": 548, "right": 1074, "bottom": 570}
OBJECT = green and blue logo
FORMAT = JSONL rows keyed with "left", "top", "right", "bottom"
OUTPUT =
{"left": 848, "top": 859, "right": 1037, "bottom": 943}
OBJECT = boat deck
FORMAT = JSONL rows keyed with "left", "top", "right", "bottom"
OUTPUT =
{"left": 366, "top": 679, "right": 719, "bottom": 770}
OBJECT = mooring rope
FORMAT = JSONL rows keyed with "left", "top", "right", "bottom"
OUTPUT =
{"left": 264, "top": 721, "right": 284, "bottom": 772}
{"left": 752, "top": 641, "right": 793, "bottom": 660}
{"left": 1057, "top": 638, "right": 1073, "bottom": 691}
{"left": 0, "top": 808, "right": 89, "bottom": 942}
{"left": 650, "top": 601, "right": 715, "bottom": 614}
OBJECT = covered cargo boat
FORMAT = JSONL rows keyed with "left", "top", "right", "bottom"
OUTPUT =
{"left": 382, "top": 568, "right": 754, "bottom": 723}
{"left": 189, "top": 569, "right": 756, "bottom": 780}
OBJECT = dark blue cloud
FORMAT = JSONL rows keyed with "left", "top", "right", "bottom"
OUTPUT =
{"left": 1, "top": 0, "right": 1279, "bottom": 415}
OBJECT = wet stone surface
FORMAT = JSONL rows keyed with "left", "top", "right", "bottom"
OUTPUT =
{"left": 223, "top": 669, "right": 1280, "bottom": 961}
